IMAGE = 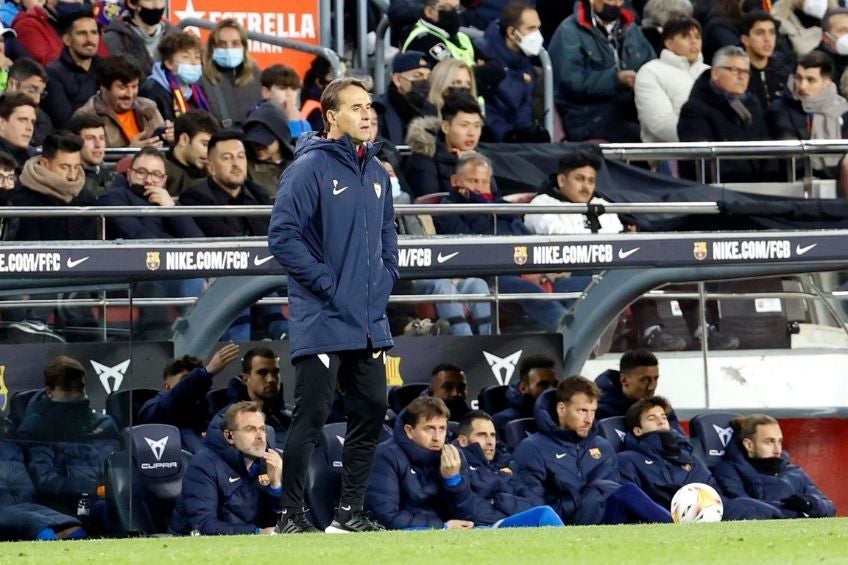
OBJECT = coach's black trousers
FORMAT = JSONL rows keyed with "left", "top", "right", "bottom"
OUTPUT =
{"left": 282, "top": 347, "right": 387, "bottom": 512}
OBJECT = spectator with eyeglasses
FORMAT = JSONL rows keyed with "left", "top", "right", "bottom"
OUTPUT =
{"left": 170, "top": 401, "right": 284, "bottom": 536}
{"left": 5, "top": 58, "right": 53, "bottom": 147}
{"left": 678, "top": 45, "right": 781, "bottom": 183}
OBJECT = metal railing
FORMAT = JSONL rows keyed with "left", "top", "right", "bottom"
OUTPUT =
{"left": 176, "top": 18, "right": 343, "bottom": 79}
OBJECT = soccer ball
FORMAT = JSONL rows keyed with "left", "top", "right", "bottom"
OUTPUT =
{"left": 670, "top": 483, "right": 724, "bottom": 523}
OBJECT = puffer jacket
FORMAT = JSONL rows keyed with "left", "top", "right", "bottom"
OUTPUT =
{"left": 512, "top": 389, "right": 621, "bottom": 524}
{"left": 72, "top": 93, "right": 165, "bottom": 148}
{"left": 460, "top": 441, "right": 534, "bottom": 525}
{"left": 268, "top": 132, "right": 397, "bottom": 359}
{"left": 594, "top": 369, "right": 685, "bottom": 434}
{"left": 365, "top": 412, "right": 475, "bottom": 529}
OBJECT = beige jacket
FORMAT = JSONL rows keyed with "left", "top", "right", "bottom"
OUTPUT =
{"left": 772, "top": 0, "right": 839, "bottom": 57}
{"left": 72, "top": 93, "right": 164, "bottom": 148}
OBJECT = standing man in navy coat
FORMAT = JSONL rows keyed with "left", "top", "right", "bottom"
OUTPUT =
{"left": 269, "top": 77, "right": 398, "bottom": 534}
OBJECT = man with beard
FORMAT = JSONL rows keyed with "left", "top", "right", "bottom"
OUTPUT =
{"left": 72, "top": 55, "right": 170, "bottom": 148}
{"left": 373, "top": 51, "right": 437, "bottom": 146}
{"left": 171, "top": 401, "right": 283, "bottom": 535}
{"left": 427, "top": 363, "right": 471, "bottom": 422}
{"left": 713, "top": 414, "right": 836, "bottom": 519}
{"left": 617, "top": 397, "right": 784, "bottom": 520}
{"left": 491, "top": 355, "right": 559, "bottom": 438}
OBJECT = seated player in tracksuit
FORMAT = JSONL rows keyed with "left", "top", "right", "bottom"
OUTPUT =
{"left": 138, "top": 344, "right": 240, "bottom": 453}
{"left": 170, "top": 402, "right": 283, "bottom": 535}
{"left": 365, "top": 397, "right": 477, "bottom": 530}
{"left": 491, "top": 354, "right": 559, "bottom": 438}
{"left": 594, "top": 348, "right": 685, "bottom": 435}
{"left": 617, "top": 397, "right": 783, "bottom": 520}
{"left": 512, "top": 376, "right": 673, "bottom": 525}
{"left": 712, "top": 414, "right": 836, "bottom": 519}
{"left": 455, "top": 410, "right": 563, "bottom": 528}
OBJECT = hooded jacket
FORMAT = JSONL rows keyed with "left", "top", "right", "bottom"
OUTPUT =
{"left": 0, "top": 440, "right": 83, "bottom": 541}
{"left": 460, "top": 441, "right": 535, "bottom": 525}
{"left": 491, "top": 384, "right": 532, "bottom": 438}
{"left": 170, "top": 427, "right": 283, "bottom": 535}
{"left": 402, "top": 116, "right": 462, "bottom": 198}
{"left": 525, "top": 176, "right": 624, "bottom": 235}
{"left": 138, "top": 367, "right": 214, "bottom": 437}
{"left": 549, "top": 0, "right": 655, "bottom": 141}
{"left": 594, "top": 369, "right": 685, "bottom": 434}
{"left": 16, "top": 390, "right": 119, "bottom": 443}
{"left": 43, "top": 49, "right": 101, "bottom": 127}
{"left": 268, "top": 133, "right": 398, "bottom": 359}
{"left": 512, "top": 389, "right": 621, "bottom": 524}
{"left": 243, "top": 102, "right": 295, "bottom": 197}
{"left": 677, "top": 70, "right": 779, "bottom": 183}
{"left": 712, "top": 439, "right": 836, "bottom": 518}
{"left": 204, "top": 376, "right": 291, "bottom": 450}
{"left": 73, "top": 93, "right": 165, "bottom": 148}
{"left": 634, "top": 48, "right": 710, "bottom": 143}
{"left": 474, "top": 20, "right": 536, "bottom": 141}
{"left": 139, "top": 62, "right": 210, "bottom": 124}
{"left": 365, "top": 413, "right": 475, "bottom": 529}
{"left": 97, "top": 173, "right": 204, "bottom": 239}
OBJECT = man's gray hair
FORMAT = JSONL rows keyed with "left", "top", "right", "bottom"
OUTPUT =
{"left": 712, "top": 45, "right": 749, "bottom": 68}
{"left": 642, "top": 0, "right": 693, "bottom": 29}
{"left": 454, "top": 151, "right": 493, "bottom": 175}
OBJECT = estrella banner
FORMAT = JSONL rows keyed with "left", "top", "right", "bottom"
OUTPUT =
{"left": 169, "top": 0, "right": 321, "bottom": 79}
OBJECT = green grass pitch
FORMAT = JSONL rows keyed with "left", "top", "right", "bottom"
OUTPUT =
{"left": 3, "top": 518, "right": 847, "bottom": 564}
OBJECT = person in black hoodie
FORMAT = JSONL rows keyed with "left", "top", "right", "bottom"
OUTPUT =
{"left": 373, "top": 50, "right": 438, "bottom": 146}
{"left": 678, "top": 45, "right": 781, "bottom": 183}
{"left": 242, "top": 102, "right": 295, "bottom": 197}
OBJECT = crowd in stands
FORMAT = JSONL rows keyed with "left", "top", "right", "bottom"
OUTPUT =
{"left": 0, "top": 346, "right": 834, "bottom": 539}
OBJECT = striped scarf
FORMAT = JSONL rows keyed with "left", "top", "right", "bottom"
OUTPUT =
{"left": 164, "top": 68, "right": 210, "bottom": 117}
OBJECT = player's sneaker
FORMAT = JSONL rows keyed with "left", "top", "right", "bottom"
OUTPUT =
{"left": 324, "top": 511, "right": 385, "bottom": 534}
{"left": 275, "top": 510, "right": 319, "bottom": 534}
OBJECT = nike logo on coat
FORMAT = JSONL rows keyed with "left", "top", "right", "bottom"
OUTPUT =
{"left": 332, "top": 179, "right": 349, "bottom": 196}
{"left": 228, "top": 476, "right": 240, "bottom": 483}
{"left": 555, "top": 453, "right": 566, "bottom": 459}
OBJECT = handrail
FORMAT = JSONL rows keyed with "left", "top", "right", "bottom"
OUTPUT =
{"left": 320, "top": 0, "right": 332, "bottom": 48}
{"left": 373, "top": 14, "right": 390, "bottom": 95}
{"left": 334, "top": 0, "right": 344, "bottom": 63}
{"left": 357, "top": 0, "right": 369, "bottom": 69}
{"left": 176, "top": 17, "right": 342, "bottom": 79}
{"left": 538, "top": 47, "right": 554, "bottom": 139}
{"left": 0, "top": 202, "right": 722, "bottom": 218}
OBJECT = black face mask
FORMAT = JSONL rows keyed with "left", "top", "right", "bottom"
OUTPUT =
{"left": 405, "top": 79, "right": 431, "bottom": 107}
{"left": 597, "top": 4, "right": 621, "bottom": 22}
{"left": 137, "top": 6, "right": 165, "bottom": 26}
{"left": 749, "top": 456, "right": 783, "bottom": 476}
{"left": 436, "top": 8, "right": 461, "bottom": 37}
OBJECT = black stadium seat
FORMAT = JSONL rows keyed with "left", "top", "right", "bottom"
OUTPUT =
{"left": 206, "top": 387, "right": 229, "bottom": 417}
{"left": 597, "top": 416, "right": 627, "bottom": 452}
{"left": 5, "top": 388, "right": 39, "bottom": 434}
{"left": 503, "top": 417, "right": 537, "bottom": 450}
{"left": 478, "top": 385, "right": 509, "bottom": 415}
{"left": 689, "top": 412, "right": 742, "bottom": 468}
{"left": 106, "top": 388, "right": 159, "bottom": 430}
{"left": 387, "top": 383, "right": 428, "bottom": 414}
{"left": 105, "top": 424, "right": 191, "bottom": 536}
{"left": 305, "top": 422, "right": 391, "bottom": 530}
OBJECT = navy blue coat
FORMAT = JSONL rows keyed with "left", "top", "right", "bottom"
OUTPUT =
{"left": 365, "top": 415, "right": 475, "bottom": 529}
{"left": 17, "top": 390, "right": 120, "bottom": 443}
{"left": 474, "top": 21, "right": 536, "bottom": 141}
{"left": 491, "top": 384, "right": 532, "bottom": 438}
{"left": 595, "top": 369, "right": 685, "bottom": 435}
{"left": 512, "top": 389, "right": 621, "bottom": 524}
{"left": 434, "top": 187, "right": 530, "bottom": 236}
{"left": 268, "top": 133, "right": 398, "bottom": 359}
{"left": 549, "top": 1, "right": 654, "bottom": 141}
{"left": 460, "top": 442, "right": 534, "bottom": 525}
{"left": 96, "top": 174, "right": 204, "bottom": 240}
{"left": 712, "top": 441, "right": 836, "bottom": 519}
{"left": 0, "top": 441, "right": 81, "bottom": 540}
{"left": 170, "top": 428, "right": 283, "bottom": 535}
{"left": 138, "top": 367, "right": 213, "bottom": 436}
{"left": 204, "top": 376, "right": 291, "bottom": 450}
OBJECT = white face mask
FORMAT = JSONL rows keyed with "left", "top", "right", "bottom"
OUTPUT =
{"left": 802, "top": 0, "right": 828, "bottom": 19}
{"left": 390, "top": 176, "right": 402, "bottom": 198}
{"left": 516, "top": 29, "right": 544, "bottom": 57}
{"left": 836, "top": 33, "right": 848, "bottom": 56}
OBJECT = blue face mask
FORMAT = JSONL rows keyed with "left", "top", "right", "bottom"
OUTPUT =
{"left": 212, "top": 48, "right": 244, "bottom": 69}
{"left": 176, "top": 63, "right": 203, "bottom": 85}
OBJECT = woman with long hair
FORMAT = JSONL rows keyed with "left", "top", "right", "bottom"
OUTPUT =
{"left": 201, "top": 19, "right": 262, "bottom": 127}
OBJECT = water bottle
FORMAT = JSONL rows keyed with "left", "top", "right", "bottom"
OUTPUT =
{"left": 77, "top": 493, "right": 90, "bottom": 517}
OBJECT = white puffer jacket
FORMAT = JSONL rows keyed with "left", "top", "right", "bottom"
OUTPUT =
{"left": 524, "top": 193, "right": 624, "bottom": 235}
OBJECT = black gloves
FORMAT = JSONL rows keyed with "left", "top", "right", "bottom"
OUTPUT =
{"left": 780, "top": 494, "right": 813, "bottom": 514}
